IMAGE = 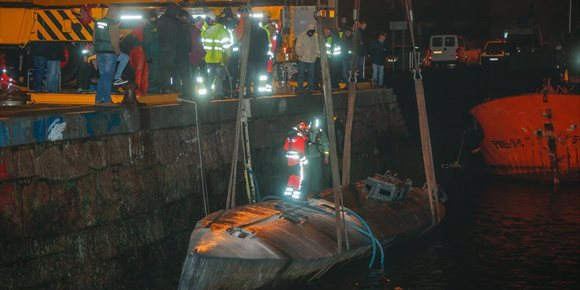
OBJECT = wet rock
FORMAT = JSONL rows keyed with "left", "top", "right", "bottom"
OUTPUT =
{"left": 63, "top": 142, "right": 91, "bottom": 179}
{"left": 34, "top": 145, "right": 64, "bottom": 180}
{"left": 107, "top": 135, "right": 131, "bottom": 166}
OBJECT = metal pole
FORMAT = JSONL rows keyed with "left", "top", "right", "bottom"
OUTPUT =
{"left": 316, "top": 0, "right": 347, "bottom": 254}
{"left": 570, "top": 0, "right": 573, "bottom": 34}
{"left": 178, "top": 98, "right": 209, "bottom": 216}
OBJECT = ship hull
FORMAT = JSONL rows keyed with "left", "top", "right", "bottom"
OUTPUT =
{"left": 178, "top": 176, "right": 445, "bottom": 289}
{"left": 471, "top": 93, "right": 580, "bottom": 182}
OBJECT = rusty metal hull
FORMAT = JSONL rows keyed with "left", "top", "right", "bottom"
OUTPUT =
{"left": 178, "top": 177, "right": 445, "bottom": 290}
{"left": 470, "top": 93, "right": 580, "bottom": 182}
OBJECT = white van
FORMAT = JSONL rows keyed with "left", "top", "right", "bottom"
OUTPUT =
{"left": 429, "top": 35, "right": 466, "bottom": 66}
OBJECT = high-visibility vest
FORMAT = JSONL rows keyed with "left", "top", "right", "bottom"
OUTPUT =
{"left": 202, "top": 23, "right": 232, "bottom": 64}
{"left": 325, "top": 36, "right": 342, "bottom": 58}
{"left": 94, "top": 17, "right": 115, "bottom": 53}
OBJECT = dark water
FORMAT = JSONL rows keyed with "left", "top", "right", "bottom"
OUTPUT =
{"left": 302, "top": 179, "right": 580, "bottom": 290}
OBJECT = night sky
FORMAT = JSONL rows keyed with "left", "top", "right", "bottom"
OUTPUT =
{"left": 336, "top": 0, "right": 577, "bottom": 47}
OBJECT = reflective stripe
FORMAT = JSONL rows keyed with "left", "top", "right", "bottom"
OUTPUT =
{"left": 204, "top": 46, "right": 224, "bottom": 51}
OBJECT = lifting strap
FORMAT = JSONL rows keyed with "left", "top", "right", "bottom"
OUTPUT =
{"left": 226, "top": 2, "right": 253, "bottom": 210}
{"left": 404, "top": 0, "right": 440, "bottom": 227}
{"left": 341, "top": 0, "right": 361, "bottom": 186}
{"left": 316, "top": 0, "right": 349, "bottom": 254}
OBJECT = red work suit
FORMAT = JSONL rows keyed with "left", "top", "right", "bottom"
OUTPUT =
{"left": 283, "top": 130, "right": 308, "bottom": 199}
{"left": 129, "top": 24, "right": 149, "bottom": 96}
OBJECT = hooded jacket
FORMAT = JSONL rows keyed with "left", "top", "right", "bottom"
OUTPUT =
{"left": 295, "top": 25, "right": 319, "bottom": 63}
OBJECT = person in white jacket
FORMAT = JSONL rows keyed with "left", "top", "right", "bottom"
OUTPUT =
{"left": 295, "top": 24, "right": 320, "bottom": 95}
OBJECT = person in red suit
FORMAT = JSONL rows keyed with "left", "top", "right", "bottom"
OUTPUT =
{"left": 283, "top": 122, "right": 310, "bottom": 200}
{"left": 129, "top": 17, "right": 150, "bottom": 96}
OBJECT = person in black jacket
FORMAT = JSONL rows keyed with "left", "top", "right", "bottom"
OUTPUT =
{"left": 245, "top": 19, "right": 269, "bottom": 97}
{"left": 356, "top": 20, "right": 368, "bottom": 80}
{"left": 368, "top": 32, "right": 389, "bottom": 88}
{"left": 176, "top": 9, "right": 193, "bottom": 98}
{"left": 157, "top": 2, "right": 182, "bottom": 92}
{"left": 341, "top": 29, "right": 354, "bottom": 85}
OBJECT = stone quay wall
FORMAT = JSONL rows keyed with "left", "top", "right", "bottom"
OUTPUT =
{"left": 0, "top": 90, "right": 422, "bottom": 289}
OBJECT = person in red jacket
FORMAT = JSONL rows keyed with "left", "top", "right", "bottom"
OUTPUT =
{"left": 283, "top": 122, "right": 310, "bottom": 200}
{"left": 129, "top": 20, "right": 149, "bottom": 96}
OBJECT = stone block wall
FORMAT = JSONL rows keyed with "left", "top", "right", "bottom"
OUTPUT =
{"left": 0, "top": 128, "right": 205, "bottom": 289}
{"left": 0, "top": 90, "right": 421, "bottom": 289}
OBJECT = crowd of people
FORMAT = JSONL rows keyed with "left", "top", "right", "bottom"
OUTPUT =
{"left": 30, "top": 4, "right": 393, "bottom": 103}
{"left": 295, "top": 17, "right": 392, "bottom": 93}
{"left": 88, "top": 3, "right": 282, "bottom": 103}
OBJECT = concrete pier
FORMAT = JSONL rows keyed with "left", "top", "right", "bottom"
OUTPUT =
{"left": 0, "top": 89, "right": 422, "bottom": 289}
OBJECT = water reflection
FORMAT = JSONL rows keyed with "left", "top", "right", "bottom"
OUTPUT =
{"left": 301, "top": 180, "right": 580, "bottom": 290}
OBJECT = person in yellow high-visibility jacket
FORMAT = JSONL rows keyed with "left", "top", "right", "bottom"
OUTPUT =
{"left": 201, "top": 12, "right": 233, "bottom": 98}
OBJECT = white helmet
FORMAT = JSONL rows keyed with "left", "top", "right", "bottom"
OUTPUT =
{"left": 206, "top": 11, "right": 216, "bottom": 21}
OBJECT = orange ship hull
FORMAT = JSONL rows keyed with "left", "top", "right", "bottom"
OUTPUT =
{"left": 470, "top": 93, "right": 580, "bottom": 182}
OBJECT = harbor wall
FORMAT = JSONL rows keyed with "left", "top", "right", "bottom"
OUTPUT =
{"left": 0, "top": 90, "right": 422, "bottom": 289}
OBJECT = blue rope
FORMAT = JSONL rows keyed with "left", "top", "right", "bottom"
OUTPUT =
{"left": 259, "top": 195, "right": 384, "bottom": 268}
{"left": 343, "top": 208, "right": 384, "bottom": 267}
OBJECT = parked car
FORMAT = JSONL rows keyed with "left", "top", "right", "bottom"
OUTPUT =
{"left": 479, "top": 40, "right": 508, "bottom": 65}
{"left": 428, "top": 34, "right": 466, "bottom": 67}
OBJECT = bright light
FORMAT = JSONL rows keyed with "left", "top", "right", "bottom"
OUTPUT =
{"left": 198, "top": 89, "right": 207, "bottom": 95}
{"left": 259, "top": 75, "right": 268, "bottom": 81}
{"left": 314, "top": 118, "right": 320, "bottom": 128}
{"left": 489, "top": 58, "right": 498, "bottom": 61}
{"left": 192, "top": 14, "right": 206, "bottom": 19}
{"left": 196, "top": 77, "right": 203, "bottom": 83}
{"left": 433, "top": 50, "right": 443, "bottom": 54}
{"left": 2, "top": 69, "right": 6, "bottom": 73}
{"left": 236, "top": 13, "right": 263, "bottom": 18}
{"left": 120, "top": 15, "right": 142, "bottom": 20}
{"left": 81, "top": 49, "right": 89, "bottom": 54}
{"left": 258, "top": 86, "right": 272, "bottom": 93}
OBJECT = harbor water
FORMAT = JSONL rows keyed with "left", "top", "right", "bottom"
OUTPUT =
{"left": 302, "top": 178, "right": 580, "bottom": 290}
